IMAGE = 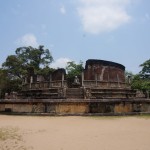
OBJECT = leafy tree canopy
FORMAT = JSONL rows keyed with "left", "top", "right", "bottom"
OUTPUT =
{"left": 0, "top": 45, "right": 53, "bottom": 97}
{"left": 0, "top": 69, "right": 22, "bottom": 98}
{"left": 15, "top": 45, "right": 53, "bottom": 69}
{"left": 125, "top": 70, "right": 134, "bottom": 83}
{"left": 130, "top": 58, "right": 150, "bottom": 97}
{"left": 66, "top": 61, "right": 84, "bottom": 87}
{"left": 66, "top": 61, "right": 84, "bottom": 78}
{"left": 2, "top": 55, "right": 25, "bottom": 79}
{"left": 140, "top": 59, "right": 150, "bottom": 78}
{"left": 2, "top": 45, "right": 53, "bottom": 79}
{"left": 131, "top": 74, "right": 150, "bottom": 95}
{"left": 131, "top": 75, "right": 142, "bottom": 90}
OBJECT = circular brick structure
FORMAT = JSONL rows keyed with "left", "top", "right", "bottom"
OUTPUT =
{"left": 84, "top": 59, "right": 125, "bottom": 83}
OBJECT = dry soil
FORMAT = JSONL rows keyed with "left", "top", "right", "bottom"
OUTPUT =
{"left": 0, "top": 115, "right": 150, "bottom": 150}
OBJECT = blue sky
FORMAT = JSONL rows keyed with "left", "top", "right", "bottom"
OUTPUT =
{"left": 0, "top": 0, "right": 150, "bottom": 73}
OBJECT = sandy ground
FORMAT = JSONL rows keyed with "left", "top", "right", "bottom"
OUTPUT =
{"left": 0, "top": 115, "right": 150, "bottom": 150}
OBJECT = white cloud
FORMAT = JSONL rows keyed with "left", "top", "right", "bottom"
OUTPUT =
{"left": 77, "top": 0, "right": 133, "bottom": 34}
{"left": 51, "top": 58, "right": 71, "bottom": 69}
{"left": 16, "top": 33, "right": 38, "bottom": 47}
{"left": 60, "top": 5, "right": 66, "bottom": 15}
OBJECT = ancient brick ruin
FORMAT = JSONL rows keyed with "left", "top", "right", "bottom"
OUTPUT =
{"left": 0, "top": 59, "right": 150, "bottom": 115}
{"left": 19, "top": 59, "right": 135, "bottom": 99}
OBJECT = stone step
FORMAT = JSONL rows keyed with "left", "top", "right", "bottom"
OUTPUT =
{"left": 66, "top": 88, "right": 82, "bottom": 91}
{"left": 66, "top": 88, "right": 84, "bottom": 98}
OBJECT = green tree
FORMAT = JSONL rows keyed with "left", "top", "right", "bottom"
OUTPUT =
{"left": 2, "top": 55, "right": 25, "bottom": 79}
{"left": 130, "top": 59, "right": 150, "bottom": 98}
{"left": 131, "top": 74, "right": 142, "bottom": 90}
{"left": 0, "top": 69, "right": 22, "bottom": 98}
{"left": 0, "top": 69, "right": 8, "bottom": 98}
{"left": 2, "top": 45, "right": 53, "bottom": 79}
{"left": 66, "top": 61, "right": 84, "bottom": 87}
{"left": 37, "top": 66, "right": 55, "bottom": 80}
{"left": 125, "top": 70, "right": 134, "bottom": 84}
{"left": 15, "top": 45, "right": 53, "bottom": 70}
{"left": 140, "top": 58, "right": 150, "bottom": 77}
{"left": 1, "top": 45, "right": 54, "bottom": 95}
{"left": 66, "top": 61, "right": 84, "bottom": 78}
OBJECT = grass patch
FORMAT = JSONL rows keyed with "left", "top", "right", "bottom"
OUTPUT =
{"left": 0, "top": 127, "right": 22, "bottom": 141}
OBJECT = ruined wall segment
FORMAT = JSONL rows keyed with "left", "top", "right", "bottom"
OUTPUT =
{"left": 1, "top": 99, "right": 150, "bottom": 115}
{"left": 15, "top": 59, "right": 136, "bottom": 100}
{"left": 51, "top": 68, "right": 66, "bottom": 81}
{"left": 84, "top": 59, "right": 125, "bottom": 82}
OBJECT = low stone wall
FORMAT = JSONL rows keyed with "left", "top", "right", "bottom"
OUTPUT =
{"left": 0, "top": 99, "right": 150, "bottom": 115}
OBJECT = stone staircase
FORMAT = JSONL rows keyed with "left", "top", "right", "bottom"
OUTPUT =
{"left": 90, "top": 88, "right": 136, "bottom": 99}
{"left": 66, "top": 88, "right": 84, "bottom": 99}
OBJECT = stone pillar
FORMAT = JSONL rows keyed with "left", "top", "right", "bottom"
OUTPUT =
{"left": 0, "top": 89, "right": 1, "bottom": 99}
{"left": 117, "top": 74, "right": 120, "bottom": 88}
{"left": 31, "top": 76, "right": 33, "bottom": 83}
{"left": 30, "top": 76, "right": 33, "bottom": 89}
{"left": 127, "top": 75, "right": 131, "bottom": 84}
{"left": 49, "top": 74, "right": 52, "bottom": 88}
{"left": 62, "top": 72, "right": 64, "bottom": 87}
{"left": 81, "top": 71, "right": 84, "bottom": 87}
{"left": 146, "top": 90, "right": 149, "bottom": 99}
{"left": 25, "top": 77, "right": 27, "bottom": 84}
{"left": 95, "top": 74, "right": 97, "bottom": 86}
{"left": 63, "top": 87, "right": 66, "bottom": 98}
{"left": 107, "top": 73, "right": 110, "bottom": 87}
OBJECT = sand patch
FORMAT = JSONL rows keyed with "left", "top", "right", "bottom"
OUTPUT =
{"left": 0, "top": 115, "right": 150, "bottom": 150}
{"left": 0, "top": 126, "right": 33, "bottom": 150}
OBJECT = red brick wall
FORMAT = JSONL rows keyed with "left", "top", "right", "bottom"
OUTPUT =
{"left": 84, "top": 61, "right": 125, "bottom": 82}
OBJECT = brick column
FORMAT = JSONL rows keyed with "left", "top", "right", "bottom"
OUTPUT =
{"left": 117, "top": 74, "right": 120, "bottom": 88}
{"left": 49, "top": 74, "right": 52, "bottom": 88}
{"left": 62, "top": 72, "right": 64, "bottom": 87}
{"left": 81, "top": 71, "right": 84, "bottom": 87}
{"left": 30, "top": 76, "right": 33, "bottom": 89}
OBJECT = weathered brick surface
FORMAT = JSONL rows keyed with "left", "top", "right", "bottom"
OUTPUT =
{"left": 0, "top": 104, "right": 5, "bottom": 111}
{"left": 56, "top": 103, "right": 88, "bottom": 114}
{"left": 84, "top": 59, "right": 125, "bottom": 83}
{"left": 13, "top": 104, "right": 32, "bottom": 113}
{"left": 141, "top": 103, "right": 150, "bottom": 112}
{"left": 89, "top": 103, "right": 114, "bottom": 113}
{"left": 1, "top": 99, "right": 150, "bottom": 115}
{"left": 114, "top": 103, "right": 132, "bottom": 113}
{"left": 32, "top": 103, "right": 45, "bottom": 113}
{"left": 52, "top": 69, "right": 66, "bottom": 81}
{"left": 46, "top": 104, "right": 56, "bottom": 113}
{"left": 5, "top": 104, "right": 13, "bottom": 109}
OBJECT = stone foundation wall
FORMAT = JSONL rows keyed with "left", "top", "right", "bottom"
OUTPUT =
{"left": 0, "top": 104, "right": 5, "bottom": 111}
{"left": 0, "top": 99, "right": 150, "bottom": 115}
{"left": 114, "top": 103, "right": 132, "bottom": 113}
{"left": 56, "top": 103, "right": 89, "bottom": 114}
{"left": 13, "top": 104, "right": 32, "bottom": 113}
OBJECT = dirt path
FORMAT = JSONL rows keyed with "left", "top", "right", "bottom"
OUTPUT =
{"left": 0, "top": 115, "right": 150, "bottom": 150}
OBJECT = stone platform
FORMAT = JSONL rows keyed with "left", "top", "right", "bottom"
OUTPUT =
{"left": 0, "top": 98, "right": 150, "bottom": 115}
{"left": 2, "top": 59, "right": 148, "bottom": 116}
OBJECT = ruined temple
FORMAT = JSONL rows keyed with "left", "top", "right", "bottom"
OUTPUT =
{"left": 1, "top": 59, "right": 150, "bottom": 115}
{"left": 18, "top": 59, "right": 135, "bottom": 99}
